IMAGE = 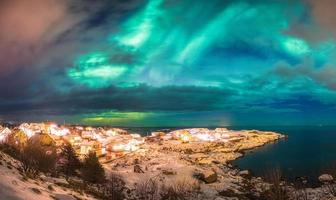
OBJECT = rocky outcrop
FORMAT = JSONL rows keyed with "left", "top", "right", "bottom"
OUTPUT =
{"left": 319, "top": 174, "right": 334, "bottom": 183}
{"left": 238, "top": 170, "right": 250, "bottom": 178}
{"left": 195, "top": 170, "right": 218, "bottom": 183}
{"left": 107, "top": 128, "right": 283, "bottom": 200}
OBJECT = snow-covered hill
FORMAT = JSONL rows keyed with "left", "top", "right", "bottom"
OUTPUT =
{"left": 0, "top": 151, "right": 96, "bottom": 200}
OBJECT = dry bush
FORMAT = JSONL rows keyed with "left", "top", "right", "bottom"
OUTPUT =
{"left": 103, "top": 173, "right": 126, "bottom": 200}
{"left": 320, "top": 162, "right": 336, "bottom": 197}
{"left": 0, "top": 143, "right": 21, "bottom": 160}
{"left": 1, "top": 135, "right": 57, "bottom": 178}
{"left": 293, "top": 177, "right": 309, "bottom": 200}
{"left": 20, "top": 141, "right": 57, "bottom": 178}
{"left": 133, "top": 176, "right": 200, "bottom": 200}
{"left": 134, "top": 177, "right": 161, "bottom": 200}
{"left": 261, "top": 168, "right": 289, "bottom": 200}
{"left": 322, "top": 183, "right": 336, "bottom": 197}
{"left": 160, "top": 178, "right": 200, "bottom": 200}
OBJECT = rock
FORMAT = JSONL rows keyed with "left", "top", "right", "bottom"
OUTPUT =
{"left": 201, "top": 187, "right": 218, "bottom": 198}
{"left": 198, "top": 158, "right": 213, "bottom": 165}
{"left": 54, "top": 194, "right": 76, "bottom": 200}
{"left": 216, "top": 197, "right": 239, "bottom": 200}
{"left": 199, "top": 170, "right": 218, "bottom": 183}
{"left": 39, "top": 174, "right": 47, "bottom": 181}
{"left": 189, "top": 153, "right": 207, "bottom": 160}
{"left": 68, "top": 177, "right": 83, "bottom": 184}
{"left": 53, "top": 178, "right": 68, "bottom": 185}
{"left": 134, "top": 164, "right": 144, "bottom": 173}
{"left": 162, "top": 168, "right": 176, "bottom": 175}
{"left": 212, "top": 160, "right": 221, "bottom": 164}
{"left": 319, "top": 174, "right": 333, "bottom": 183}
{"left": 11, "top": 180, "right": 18, "bottom": 186}
{"left": 30, "top": 187, "right": 41, "bottom": 194}
{"left": 238, "top": 170, "right": 250, "bottom": 178}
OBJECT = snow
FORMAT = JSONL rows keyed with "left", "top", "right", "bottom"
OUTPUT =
{"left": 0, "top": 152, "right": 96, "bottom": 200}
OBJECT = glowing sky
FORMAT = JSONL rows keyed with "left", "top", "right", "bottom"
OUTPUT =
{"left": 1, "top": 0, "right": 336, "bottom": 126}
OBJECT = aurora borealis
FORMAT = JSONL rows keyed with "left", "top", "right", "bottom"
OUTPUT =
{"left": 1, "top": 0, "right": 336, "bottom": 126}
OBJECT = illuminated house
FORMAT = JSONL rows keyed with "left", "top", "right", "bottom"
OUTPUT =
{"left": 48, "top": 124, "right": 70, "bottom": 137}
{"left": 80, "top": 140, "right": 103, "bottom": 156}
{"left": 7, "top": 129, "right": 28, "bottom": 147}
{"left": 171, "top": 130, "right": 191, "bottom": 140}
{"left": 64, "top": 135, "right": 83, "bottom": 148}
{"left": 108, "top": 135, "right": 145, "bottom": 152}
{"left": 19, "top": 123, "right": 38, "bottom": 138}
{"left": 0, "top": 126, "right": 11, "bottom": 143}
{"left": 75, "top": 126, "right": 84, "bottom": 131}
{"left": 80, "top": 141, "right": 93, "bottom": 155}
{"left": 106, "top": 129, "right": 118, "bottom": 136}
{"left": 215, "top": 128, "right": 229, "bottom": 133}
{"left": 167, "top": 128, "right": 243, "bottom": 143}
{"left": 81, "top": 130, "right": 94, "bottom": 140}
{"left": 108, "top": 128, "right": 127, "bottom": 135}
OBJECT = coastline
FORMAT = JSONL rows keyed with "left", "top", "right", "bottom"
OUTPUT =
{"left": 232, "top": 133, "right": 287, "bottom": 163}
{"left": 2, "top": 124, "right": 334, "bottom": 199}
{"left": 104, "top": 128, "right": 284, "bottom": 199}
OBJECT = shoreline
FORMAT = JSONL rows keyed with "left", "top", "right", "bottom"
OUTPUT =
{"left": 104, "top": 128, "right": 284, "bottom": 199}
{"left": 2, "top": 123, "right": 334, "bottom": 199}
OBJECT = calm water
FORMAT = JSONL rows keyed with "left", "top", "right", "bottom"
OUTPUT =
{"left": 126, "top": 126, "right": 336, "bottom": 184}
{"left": 232, "top": 126, "right": 336, "bottom": 184}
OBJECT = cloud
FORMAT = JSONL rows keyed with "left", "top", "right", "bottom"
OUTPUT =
{"left": 0, "top": 85, "right": 236, "bottom": 115}
{"left": 1, "top": 0, "right": 336, "bottom": 126}
{"left": 273, "top": 62, "right": 336, "bottom": 90}
{"left": 0, "top": 0, "right": 134, "bottom": 76}
{"left": 0, "top": 0, "right": 67, "bottom": 75}
{"left": 0, "top": 0, "right": 139, "bottom": 99}
{"left": 307, "top": 0, "right": 336, "bottom": 36}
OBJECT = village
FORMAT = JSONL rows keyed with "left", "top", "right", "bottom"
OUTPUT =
{"left": 0, "top": 123, "right": 145, "bottom": 161}
{"left": 1, "top": 122, "right": 304, "bottom": 199}
{"left": 0, "top": 123, "right": 268, "bottom": 163}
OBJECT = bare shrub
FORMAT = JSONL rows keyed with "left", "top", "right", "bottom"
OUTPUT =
{"left": 134, "top": 177, "right": 161, "bottom": 200}
{"left": 261, "top": 168, "right": 289, "bottom": 200}
{"left": 103, "top": 173, "right": 126, "bottom": 200}
{"left": 322, "top": 183, "right": 336, "bottom": 197}
{"left": 293, "top": 177, "right": 309, "bottom": 200}
{"left": 0, "top": 143, "right": 21, "bottom": 159}
{"left": 133, "top": 176, "right": 200, "bottom": 200}
{"left": 160, "top": 178, "right": 200, "bottom": 200}
{"left": 319, "top": 162, "right": 336, "bottom": 197}
{"left": 20, "top": 141, "right": 57, "bottom": 178}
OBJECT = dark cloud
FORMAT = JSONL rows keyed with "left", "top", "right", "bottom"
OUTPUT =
{"left": 0, "top": 0, "right": 143, "bottom": 99}
{"left": 0, "top": 85, "right": 236, "bottom": 116}
{"left": 273, "top": 62, "right": 336, "bottom": 90}
{"left": 0, "top": 0, "right": 336, "bottom": 126}
{"left": 306, "top": 0, "right": 336, "bottom": 37}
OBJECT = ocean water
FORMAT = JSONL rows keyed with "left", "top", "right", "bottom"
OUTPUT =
{"left": 125, "top": 126, "right": 336, "bottom": 184}
{"left": 232, "top": 126, "right": 336, "bottom": 185}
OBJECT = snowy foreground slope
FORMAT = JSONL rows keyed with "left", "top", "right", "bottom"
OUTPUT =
{"left": 0, "top": 152, "right": 95, "bottom": 200}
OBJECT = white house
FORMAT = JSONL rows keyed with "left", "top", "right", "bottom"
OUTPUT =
{"left": 0, "top": 127, "right": 12, "bottom": 143}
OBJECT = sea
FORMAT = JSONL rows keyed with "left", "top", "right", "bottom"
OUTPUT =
{"left": 125, "top": 125, "right": 336, "bottom": 185}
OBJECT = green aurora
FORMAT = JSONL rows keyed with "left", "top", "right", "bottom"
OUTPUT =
{"left": 1, "top": 0, "right": 336, "bottom": 126}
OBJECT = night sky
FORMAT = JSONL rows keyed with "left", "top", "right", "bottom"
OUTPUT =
{"left": 0, "top": 0, "right": 336, "bottom": 127}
